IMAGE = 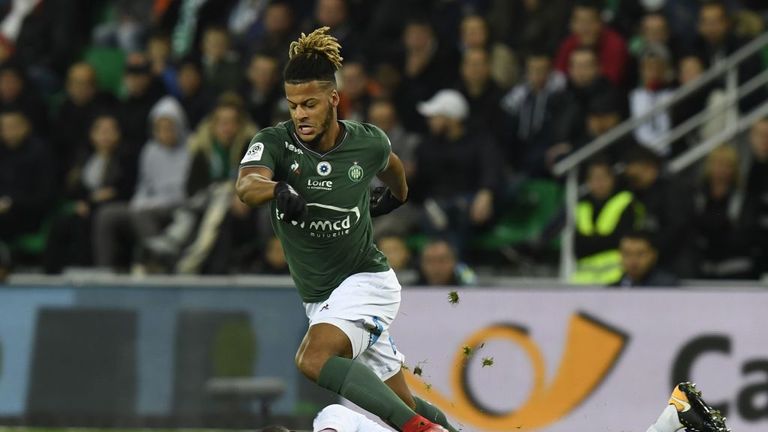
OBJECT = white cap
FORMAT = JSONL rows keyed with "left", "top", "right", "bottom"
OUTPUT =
{"left": 417, "top": 89, "right": 469, "bottom": 120}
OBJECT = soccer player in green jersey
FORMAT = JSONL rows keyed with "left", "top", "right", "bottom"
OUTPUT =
{"left": 236, "top": 27, "right": 455, "bottom": 432}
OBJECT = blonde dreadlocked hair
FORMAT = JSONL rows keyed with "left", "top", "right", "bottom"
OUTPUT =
{"left": 284, "top": 26, "right": 343, "bottom": 85}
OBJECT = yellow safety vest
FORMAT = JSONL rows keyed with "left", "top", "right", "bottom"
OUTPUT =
{"left": 571, "top": 191, "right": 634, "bottom": 285}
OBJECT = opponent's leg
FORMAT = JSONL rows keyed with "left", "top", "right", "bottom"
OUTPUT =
{"left": 296, "top": 323, "right": 443, "bottom": 432}
{"left": 384, "top": 371, "right": 459, "bottom": 432}
{"left": 647, "top": 382, "right": 730, "bottom": 432}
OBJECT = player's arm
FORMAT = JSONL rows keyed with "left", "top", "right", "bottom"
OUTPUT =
{"left": 376, "top": 152, "right": 408, "bottom": 202}
{"left": 237, "top": 165, "right": 307, "bottom": 222}
{"left": 236, "top": 166, "right": 276, "bottom": 207}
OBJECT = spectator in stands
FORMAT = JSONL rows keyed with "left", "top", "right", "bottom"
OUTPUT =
{"left": 412, "top": 89, "right": 502, "bottom": 254}
{"left": 488, "top": 0, "right": 570, "bottom": 62}
{"left": 692, "top": 0, "right": 765, "bottom": 111}
{"left": 630, "top": 13, "right": 676, "bottom": 60}
{"left": 398, "top": 19, "right": 460, "bottom": 133}
{"left": 310, "top": 0, "right": 361, "bottom": 59}
{"left": 624, "top": 145, "right": 697, "bottom": 277}
{"left": 693, "top": 145, "right": 758, "bottom": 279}
{"left": 94, "top": 96, "right": 190, "bottom": 271}
{"left": 368, "top": 99, "right": 420, "bottom": 178}
{"left": 11, "top": 0, "right": 88, "bottom": 90}
{"left": 669, "top": 53, "right": 721, "bottom": 157}
{"left": 117, "top": 53, "right": 166, "bottom": 157}
{"left": 44, "top": 114, "right": 134, "bottom": 274}
{"left": 572, "top": 156, "right": 644, "bottom": 285}
{"left": 175, "top": 56, "right": 216, "bottom": 129}
{"left": 338, "top": 61, "right": 378, "bottom": 122}
{"left": 417, "top": 239, "right": 476, "bottom": 286}
{"left": 500, "top": 51, "right": 566, "bottom": 178}
{"left": 186, "top": 94, "right": 258, "bottom": 196}
{"left": 140, "top": 94, "right": 258, "bottom": 274}
{"left": 613, "top": 230, "right": 679, "bottom": 287}
{"left": 226, "top": 0, "right": 272, "bottom": 54}
{"left": 259, "top": 236, "right": 289, "bottom": 274}
{"left": 367, "top": 99, "right": 422, "bottom": 237}
{"left": 0, "top": 241, "right": 10, "bottom": 283}
{"left": 52, "top": 62, "right": 117, "bottom": 180}
{"left": 549, "top": 90, "right": 625, "bottom": 172}
{"left": 552, "top": 48, "right": 616, "bottom": 155}
{"left": 747, "top": 118, "right": 768, "bottom": 276}
{"left": 555, "top": 1, "right": 629, "bottom": 87}
{"left": 200, "top": 26, "right": 242, "bottom": 94}
{"left": 0, "top": 62, "right": 48, "bottom": 136}
{"left": 0, "top": 108, "right": 54, "bottom": 245}
{"left": 459, "top": 14, "right": 517, "bottom": 90}
{"left": 93, "top": 0, "right": 154, "bottom": 52}
{"left": 457, "top": 48, "right": 505, "bottom": 143}
{"left": 630, "top": 43, "right": 675, "bottom": 156}
{"left": 247, "top": 1, "right": 297, "bottom": 64}
{"left": 167, "top": 0, "right": 241, "bottom": 60}
{"left": 243, "top": 52, "right": 282, "bottom": 128}
{"left": 377, "top": 235, "right": 413, "bottom": 272}
{"left": 147, "top": 31, "right": 177, "bottom": 95}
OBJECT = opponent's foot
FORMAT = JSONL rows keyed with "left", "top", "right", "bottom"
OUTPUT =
{"left": 668, "top": 382, "right": 730, "bottom": 432}
{"left": 402, "top": 414, "right": 449, "bottom": 432}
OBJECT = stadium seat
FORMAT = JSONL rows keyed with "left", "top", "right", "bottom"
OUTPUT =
{"left": 83, "top": 46, "right": 125, "bottom": 96}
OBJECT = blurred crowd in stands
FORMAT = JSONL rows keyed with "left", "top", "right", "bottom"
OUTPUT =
{"left": 0, "top": 0, "right": 766, "bottom": 285}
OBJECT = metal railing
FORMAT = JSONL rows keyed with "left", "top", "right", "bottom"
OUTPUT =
{"left": 553, "top": 31, "right": 768, "bottom": 281}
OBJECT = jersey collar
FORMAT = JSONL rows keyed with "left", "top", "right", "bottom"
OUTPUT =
{"left": 289, "top": 120, "right": 349, "bottom": 158}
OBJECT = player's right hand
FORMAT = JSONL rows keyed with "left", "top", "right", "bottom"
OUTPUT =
{"left": 274, "top": 181, "right": 307, "bottom": 223}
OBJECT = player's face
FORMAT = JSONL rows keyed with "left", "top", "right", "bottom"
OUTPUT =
{"left": 285, "top": 81, "right": 339, "bottom": 144}
{"left": 620, "top": 238, "right": 657, "bottom": 281}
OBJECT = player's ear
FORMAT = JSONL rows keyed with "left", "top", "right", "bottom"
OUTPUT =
{"left": 330, "top": 88, "right": 340, "bottom": 107}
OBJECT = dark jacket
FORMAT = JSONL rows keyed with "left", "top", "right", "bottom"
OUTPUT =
{"left": 612, "top": 269, "right": 679, "bottom": 288}
{"left": 0, "top": 136, "right": 54, "bottom": 233}
{"left": 632, "top": 176, "right": 697, "bottom": 277}
{"left": 52, "top": 92, "right": 117, "bottom": 176}
{"left": 692, "top": 185, "right": 758, "bottom": 279}
{"left": 411, "top": 127, "right": 502, "bottom": 202}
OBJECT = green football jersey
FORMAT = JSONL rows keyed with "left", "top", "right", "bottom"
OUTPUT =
{"left": 240, "top": 120, "right": 392, "bottom": 302}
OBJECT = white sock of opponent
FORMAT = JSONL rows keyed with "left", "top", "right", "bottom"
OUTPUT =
{"left": 646, "top": 405, "right": 685, "bottom": 432}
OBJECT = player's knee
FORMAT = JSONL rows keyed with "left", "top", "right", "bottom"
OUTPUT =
{"left": 295, "top": 348, "right": 333, "bottom": 382}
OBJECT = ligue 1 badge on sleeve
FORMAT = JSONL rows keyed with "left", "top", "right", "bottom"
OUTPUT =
{"left": 317, "top": 161, "right": 332, "bottom": 176}
{"left": 348, "top": 162, "right": 364, "bottom": 182}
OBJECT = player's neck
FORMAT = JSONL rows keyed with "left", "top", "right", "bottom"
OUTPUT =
{"left": 315, "top": 120, "right": 343, "bottom": 153}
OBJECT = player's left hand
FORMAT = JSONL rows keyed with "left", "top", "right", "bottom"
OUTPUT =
{"left": 370, "top": 187, "right": 406, "bottom": 217}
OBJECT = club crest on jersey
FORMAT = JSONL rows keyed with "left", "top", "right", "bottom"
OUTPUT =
{"left": 317, "top": 161, "right": 332, "bottom": 176}
{"left": 348, "top": 162, "right": 364, "bottom": 182}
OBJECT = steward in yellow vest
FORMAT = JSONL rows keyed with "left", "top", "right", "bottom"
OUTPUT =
{"left": 572, "top": 157, "right": 644, "bottom": 284}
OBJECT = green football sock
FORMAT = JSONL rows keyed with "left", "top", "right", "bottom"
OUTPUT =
{"left": 318, "top": 356, "right": 417, "bottom": 429}
{"left": 414, "top": 397, "right": 459, "bottom": 432}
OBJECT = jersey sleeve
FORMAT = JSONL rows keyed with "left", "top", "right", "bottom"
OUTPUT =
{"left": 372, "top": 125, "right": 392, "bottom": 173}
{"left": 239, "top": 130, "right": 281, "bottom": 173}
